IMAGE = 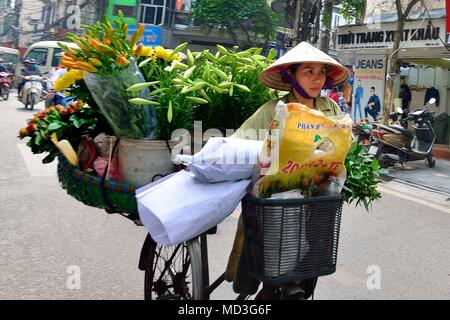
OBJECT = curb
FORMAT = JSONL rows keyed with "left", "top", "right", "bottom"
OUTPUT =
{"left": 432, "top": 144, "right": 450, "bottom": 160}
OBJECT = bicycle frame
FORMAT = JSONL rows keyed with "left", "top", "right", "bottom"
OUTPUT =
{"left": 197, "top": 231, "right": 249, "bottom": 300}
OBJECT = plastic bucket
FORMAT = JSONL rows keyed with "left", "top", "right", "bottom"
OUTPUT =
{"left": 118, "top": 138, "right": 176, "bottom": 188}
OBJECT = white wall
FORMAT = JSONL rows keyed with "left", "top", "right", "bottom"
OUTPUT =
{"left": 402, "top": 66, "right": 448, "bottom": 116}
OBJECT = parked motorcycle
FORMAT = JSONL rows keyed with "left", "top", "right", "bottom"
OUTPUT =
{"left": 21, "top": 75, "right": 44, "bottom": 110}
{"left": 352, "top": 120, "right": 374, "bottom": 146}
{"left": 369, "top": 98, "right": 437, "bottom": 168}
{"left": 0, "top": 71, "right": 12, "bottom": 101}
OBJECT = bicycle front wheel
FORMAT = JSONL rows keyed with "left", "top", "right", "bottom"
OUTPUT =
{"left": 144, "top": 237, "right": 203, "bottom": 300}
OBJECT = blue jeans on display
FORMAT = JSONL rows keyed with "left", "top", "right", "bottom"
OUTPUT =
{"left": 354, "top": 99, "right": 362, "bottom": 120}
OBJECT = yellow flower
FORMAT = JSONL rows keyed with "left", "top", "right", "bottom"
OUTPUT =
{"left": 164, "top": 50, "right": 181, "bottom": 62}
{"left": 141, "top": 46, "right": 153, "bottom": 57}
{"left": 154, "top": 46, "right": 168, "bottom": 59}
{"left": 54, "top": 70, "right": 85, "bottom": 91}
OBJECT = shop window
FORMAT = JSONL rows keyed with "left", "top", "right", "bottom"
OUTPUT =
{"left": 33, "top": 4, "right": 56, "bottom": 31}
{"left": 140, "top": 0, "right": 166, "bottom": 25}
{"left": 113, "top": 5, "right": 136, "bottom": 18}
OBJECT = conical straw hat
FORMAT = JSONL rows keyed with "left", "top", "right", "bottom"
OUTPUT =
{"left": 259, "top": 42, "right": 350, "bottom": 91}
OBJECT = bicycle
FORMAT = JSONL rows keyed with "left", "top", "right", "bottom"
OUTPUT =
{"left": 137, "top": 192, "right": 344, "bottom": 300}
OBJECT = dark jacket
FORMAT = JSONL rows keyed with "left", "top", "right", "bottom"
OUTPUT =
{"left": 367, "top": 95, "right": 381, "bottom": 112}
{"left": 424, "top": 87, "right": 439, "bottom": 107}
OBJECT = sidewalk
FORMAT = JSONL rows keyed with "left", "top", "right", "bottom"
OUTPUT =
{"left": 383, "top": 157, "right": 450, "bottom": 195}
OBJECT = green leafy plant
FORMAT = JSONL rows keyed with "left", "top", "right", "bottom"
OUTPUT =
{"left": 171, "top": 45, "right": 278, "bottom": 132}
{"left": 343, "top": 141, "right": 389, "bottom": 211}
{"left": 129, "top": 43, "right": 196, "bottom": 140}
{"left": 129, "top": 44, "right": 278, "bottom": 139}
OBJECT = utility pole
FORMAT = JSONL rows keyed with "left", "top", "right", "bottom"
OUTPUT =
{"left": 291, "top": 0, "right": 302, "bottom": 46}
{"left": 13, "top": 0, "right": 21, "bottom": 49}
{"left": 97, "top": 0, "right": 109, "bottom": 22}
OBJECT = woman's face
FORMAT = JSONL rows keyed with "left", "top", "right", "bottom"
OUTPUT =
{"left": 293, "top": 63, "right": 327, "bottom": 98}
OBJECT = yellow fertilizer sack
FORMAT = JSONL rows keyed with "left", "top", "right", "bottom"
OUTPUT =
{"left": 256, "top": 102, "right": 352, "bottom": 198}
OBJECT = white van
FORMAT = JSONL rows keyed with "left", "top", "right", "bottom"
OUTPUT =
{"left": 21, "top": 41, "right": 78, "bottom": 75}
{"left": 0, "top": 46, "right": 20, "bottom": 73}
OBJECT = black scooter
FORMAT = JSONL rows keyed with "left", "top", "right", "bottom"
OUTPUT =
{"left": 368, "top": 98, "right": 437, "bottom": 168}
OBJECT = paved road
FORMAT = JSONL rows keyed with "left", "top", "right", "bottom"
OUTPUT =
{"left": 1, "top": 96, "right": 450, "bottom": 300}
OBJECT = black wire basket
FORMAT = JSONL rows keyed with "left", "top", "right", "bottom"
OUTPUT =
{"left": 241, "top": 193, "right": 344, "bottom": 285}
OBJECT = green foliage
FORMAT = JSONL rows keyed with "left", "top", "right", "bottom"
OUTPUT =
{"left": 190, "top": 0, "right": 280, "bottom": 46}
{"left": 18, "top": 103, "right": 106, "bottom": 164}
{"left": 133, "top": 48, "right": 197, "bottom": 140}
{"left": 341, "top": 0, "right": 366, "bottom": 23}
{"left": 171, "top": 45, "right": 278, "bottom": 132}
{"left": 131, "top": 45, "right": 277, "bottom": 138}
{"left": 343, "top": 141, "right": 389, "bottom": 211}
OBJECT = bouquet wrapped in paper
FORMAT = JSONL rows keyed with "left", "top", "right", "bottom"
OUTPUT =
{"left": 84, "top": 60, "right": 158, "bottom": 139}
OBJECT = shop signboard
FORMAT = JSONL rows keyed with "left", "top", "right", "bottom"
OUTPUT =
{"left": 127, "top": 25, "right": 162, "bottom": 46}
{"left": 337, "top": 19, "right": 446, "bottom": 51}
{"left": 351, "top": 56, "right": 386, "bottom": 121}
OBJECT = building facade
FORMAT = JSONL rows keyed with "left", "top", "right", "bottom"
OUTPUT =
{"left": 336, "top": 0, "right": 450, "bottom": 128}
{"left": 1, "top": 0, "right": 102, "bottom": 54}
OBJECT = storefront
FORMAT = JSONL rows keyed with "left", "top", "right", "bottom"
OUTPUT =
{"left": 336, "top": 18, "right": 450, "bottom": 125}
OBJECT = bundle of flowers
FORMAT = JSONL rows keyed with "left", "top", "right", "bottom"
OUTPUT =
{"left": 57, "top": 12, "right": 159, "bottom": 140}
{"left": 18, "top": 101, "right": 102, "bottom": 164}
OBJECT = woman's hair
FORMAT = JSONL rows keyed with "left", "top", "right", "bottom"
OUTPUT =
{"left": 288, "top": 63, "right": 332, "bottom": 75}
{"left": 399, "top": 84, "right": 411, "bottom": 96}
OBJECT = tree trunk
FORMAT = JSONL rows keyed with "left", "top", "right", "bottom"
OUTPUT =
{"left": 357, "top": 0, "right": 367, "bottom": 24}
{"left": 383, "top": 18, "right": 404, "bottom": 122}
{"left": 320, "top": 0, "right": 333, "bottom": 53}
{"left": 13, "top": 0, "right": 22, "bottom": 49}
{"left": 382, "top": 0, "right": 421, "bottom": 123}
{"left": 292, "top": 0, "right": 303, "bottom": 46}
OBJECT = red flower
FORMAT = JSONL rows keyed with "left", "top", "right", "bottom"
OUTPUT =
{"left": 26, "top": 123, "right": 37, "bottom": 133}
{"left": 38, "top": 113, "right": 46, "bottom": 120}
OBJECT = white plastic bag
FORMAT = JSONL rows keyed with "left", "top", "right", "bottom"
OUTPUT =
{"left": 136, "top": 170, "right": 251, "bottom": 246}
{"left": 175, "top": 137, "right": 263, "bottom": 183}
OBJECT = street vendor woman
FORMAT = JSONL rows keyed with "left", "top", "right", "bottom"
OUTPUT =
{"left": 226, "top": 41, "right": 350, "bottom": 299}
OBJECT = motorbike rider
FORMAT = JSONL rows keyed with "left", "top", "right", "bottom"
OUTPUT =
{"left": 18, "top": 59, "right": 42, "bottom": 99}
{"left": 226, "top": 41, "right": 350, "bottom": 300}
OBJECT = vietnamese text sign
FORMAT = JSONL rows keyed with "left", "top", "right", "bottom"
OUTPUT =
{"left": 337, "top": 19, "right": 445, "bottom": 50}
{"left": 127, "top": 25, "right": 162, "bottom": 46}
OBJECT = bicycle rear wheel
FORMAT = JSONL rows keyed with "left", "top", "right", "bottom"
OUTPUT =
{"left": 144, "top": 236, "right": 203, "bottom": 300}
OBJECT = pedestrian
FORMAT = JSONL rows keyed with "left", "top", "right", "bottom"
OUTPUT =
{"left": 46, "top": 52, "right": 67, "bottom": 90}
{"left": 226, "top": 41, "right": 350, "bottom": 300}
{"left": 329, "top": 87, "right": 339, "bottom": 104}
{"left": 364, "top": 86, "right": 381, "bottom": 121}
{"left": 338, "top": 91, "right": 349, "bottom": 114}
{"left": 353, "top": 79, "right": 363, "bottom": 121}
{"left": 399, "top": 83, "right": 411, "bottom": 128}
